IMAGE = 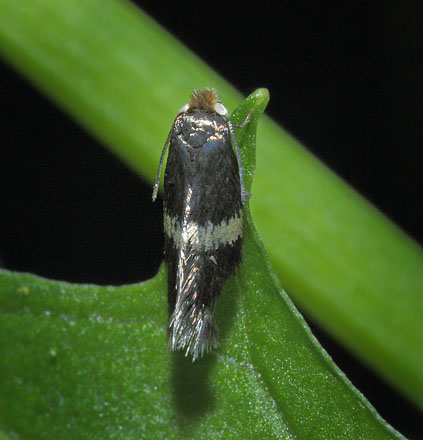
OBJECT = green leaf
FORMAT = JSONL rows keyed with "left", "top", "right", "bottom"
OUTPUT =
{"left": 0, "top": 91, "right": 403, "bottom": 439}
{"left": 0, "top": 431, "right": 12, "bottom": 440}
{"left": 0, "top": 0, "right": 421, "bottom": 417}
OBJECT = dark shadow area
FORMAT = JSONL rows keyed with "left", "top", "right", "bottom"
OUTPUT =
{"left": 171, "top": 276, "right": 240, "bottom": 423}
{"left": 0, "top": 61, "right": 163, "bottom": 285}
{"left": 171, "top": 351, "right": 216, "bottom": 419}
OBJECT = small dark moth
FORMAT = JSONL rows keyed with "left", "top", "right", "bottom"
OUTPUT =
{"left": 152, "top": 88, "right": 251, "bottom": 361}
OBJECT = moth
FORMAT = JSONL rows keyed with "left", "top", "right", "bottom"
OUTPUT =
{"left": 152, "top": 88, "right": 251, "bottom": 360}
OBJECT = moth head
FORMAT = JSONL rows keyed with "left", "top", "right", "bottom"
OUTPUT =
{"left": 178, "top": 88, "right": 230, "bottom": 118}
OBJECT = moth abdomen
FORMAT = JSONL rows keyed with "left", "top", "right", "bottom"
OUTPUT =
{"left": 164, "top": 214, "right": 243, "bottom": 360}
{"left": 169, "top": 302, "right": 219, "bottom": 360}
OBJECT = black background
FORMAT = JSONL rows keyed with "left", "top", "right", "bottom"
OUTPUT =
{"left": 1, "top": 0, "right": 421, "bottom": 437}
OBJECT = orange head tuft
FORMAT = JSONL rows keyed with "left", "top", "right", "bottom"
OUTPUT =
{"left": 187, "top": 88, "right": 219, "bottom": 112}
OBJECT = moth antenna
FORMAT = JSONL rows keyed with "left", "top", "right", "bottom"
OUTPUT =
{"left": 233, "top": 108, "right": 253, "bottom": 129}
{"left": 152, "top": 118, "right": 177, "bottom": 201}
{"left": 226, "top": 116, "right": 251, "bottom": 204}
